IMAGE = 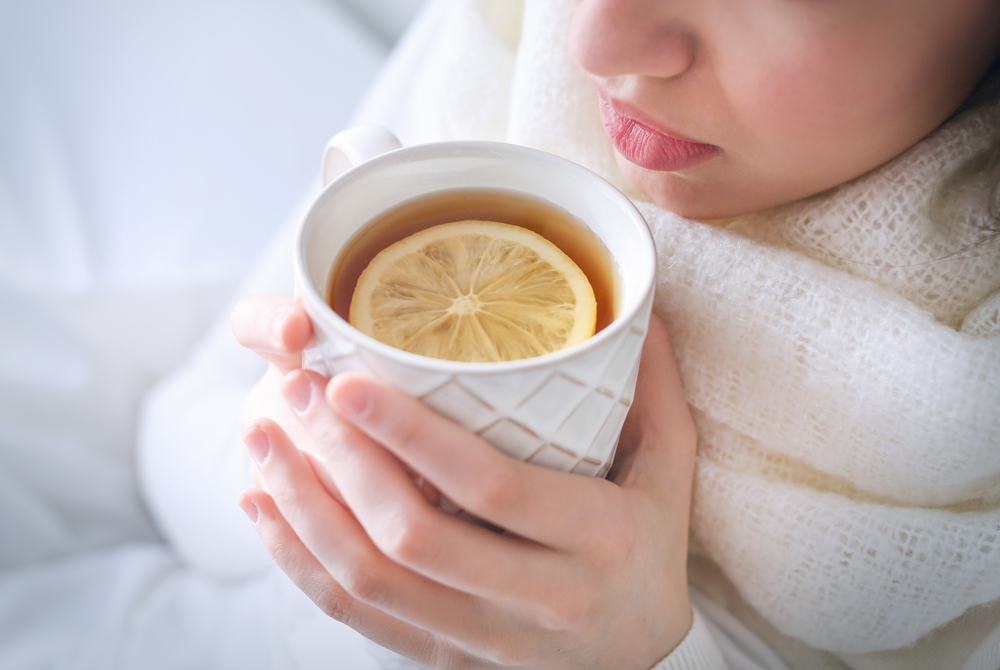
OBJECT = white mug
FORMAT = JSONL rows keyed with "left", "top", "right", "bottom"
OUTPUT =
{"left": 295, "top": 126, "right": 655, "bottom": 477}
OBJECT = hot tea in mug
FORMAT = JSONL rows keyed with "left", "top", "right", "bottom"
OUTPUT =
{"left": 296, "top": 126, "right": 655, "bottom": 475}
{"left": 327, "top": 187, "right": 619, "bottom": 363}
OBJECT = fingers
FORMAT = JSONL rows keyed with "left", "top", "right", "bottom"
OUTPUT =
{"left": 237, "top": 488, "right": 448, "bottom": 667}
{"left": 280, "top": 371, "right": 573, "bottom": 605}
{"left": 231, "top": 292, "right": 312, "bottom": 373}
{"left": 241, "top": 416, "right": 498, "bottom": 645}
{"left": 239, "top": 487, "right": 357, "bottom": 621}
{"left": 317, "top": 370, "right": 618, "bottom": 553}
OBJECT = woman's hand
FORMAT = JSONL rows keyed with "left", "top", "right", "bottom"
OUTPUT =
{"left": 237, "top": 312, "right": 698, "bottom": 670}
{"left": 230, "top": 292, "right": 327, "bottom": 492}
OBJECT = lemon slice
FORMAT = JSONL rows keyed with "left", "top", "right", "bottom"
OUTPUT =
{"left": 349, "top": 220, "right": 597, "bottom": 362}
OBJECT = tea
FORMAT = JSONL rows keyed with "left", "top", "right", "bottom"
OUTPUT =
{"left": 327, "top": 187, "right": 619, "bottom": 335}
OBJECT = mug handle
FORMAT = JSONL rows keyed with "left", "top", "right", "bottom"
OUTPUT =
{"left": 321, "top": 125, "right": 403, "bottom": 187}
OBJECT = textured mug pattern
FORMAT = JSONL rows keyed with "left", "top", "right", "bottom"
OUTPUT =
{"left": 297, "top": 131, "right": 656, "bottom": 477}
{"left": 301, "top": 293, "right": 653, "bottom": 477}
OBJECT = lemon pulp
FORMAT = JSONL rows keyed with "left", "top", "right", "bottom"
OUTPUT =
{"left": 348, "top": 220, "right": 597, "bottom": 362}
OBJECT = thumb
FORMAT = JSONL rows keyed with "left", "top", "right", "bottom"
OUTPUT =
{"left": 231, "top": 292, "right": 313, "bottom": 373}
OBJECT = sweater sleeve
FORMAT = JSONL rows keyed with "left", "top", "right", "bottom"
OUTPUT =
{"left": 650, "top": 606, "right": 730, "bottom": 670}
{"left": 135, "top": 196, "right": 309, "bottom": 578}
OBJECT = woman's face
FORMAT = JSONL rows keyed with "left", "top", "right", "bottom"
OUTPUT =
{"left": 569, "top": 0, "right": 1000, "bottom": 219}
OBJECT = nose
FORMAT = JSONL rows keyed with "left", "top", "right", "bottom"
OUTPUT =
{"left": 569, "top": 0, "right": 697, "bottom": 79}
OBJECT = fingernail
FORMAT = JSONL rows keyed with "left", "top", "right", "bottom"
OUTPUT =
{"left": 330, "top": 380, "right": 368, "bottom": 417}
{"left": 271, "top": 308, "right": 291, "bottom": 346}
{"left": 243, "top": 426, "right": 271, "bottom": 464}
{"left": 238, "top": 494, "right": 259, "bottom": 524}
{"left": 283, "top": 372, "right": 313, "bottom": 412}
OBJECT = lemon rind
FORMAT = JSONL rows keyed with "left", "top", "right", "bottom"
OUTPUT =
{"left": 350, "top": 220, "right": 597, "bottom": 361}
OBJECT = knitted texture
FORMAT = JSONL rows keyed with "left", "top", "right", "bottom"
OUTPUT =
{"left": 733, "top": 101, "right": 1000, "bottom": 330}
{"left": 363, "top": 0, "right": 1000, "bottom": 655}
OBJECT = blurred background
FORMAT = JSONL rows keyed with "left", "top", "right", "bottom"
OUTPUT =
{"left": 0, "top": 0, "right": 432, "bottom": 555}
{"left": 1, "top": 0, "right": 428, "bottom": 301}
{"left": 337, "top": 0, "right": 429, "bottom": 44}
{"left": 0, "top": 2, "right": 427, "bottom": 666}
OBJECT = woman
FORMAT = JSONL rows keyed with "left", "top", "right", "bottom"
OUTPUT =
{"left": 170, "top": 0, "right": 1000, "bottom": 667}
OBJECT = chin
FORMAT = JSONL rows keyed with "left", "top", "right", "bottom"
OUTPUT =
{"left": 620, "top": 160, "right": 725, "bottom": 220}
{"left": 617, "top": 154, "right": 780, "bottom": 221}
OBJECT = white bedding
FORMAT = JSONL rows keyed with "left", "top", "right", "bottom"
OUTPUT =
{"left": 0, "top": 0, "right": 401, "bottom": 667}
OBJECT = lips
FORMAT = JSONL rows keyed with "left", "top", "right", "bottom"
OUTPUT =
{"left": 598, "top": 95, "right": 718, "bottom": 172}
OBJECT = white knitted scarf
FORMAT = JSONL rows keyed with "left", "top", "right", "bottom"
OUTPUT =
{"left": 357, "top": 0, "right": 1000, "bottom": 654}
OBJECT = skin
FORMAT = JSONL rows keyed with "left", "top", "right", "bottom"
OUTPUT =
{"left": 233, "top": 297, "right": 696, "bottom": 669}
{"left": 570, "top": 0, "right": 1000, "bottom": 219}
{"left": 231, "top": 2, "right": 1000, "bottom": 667}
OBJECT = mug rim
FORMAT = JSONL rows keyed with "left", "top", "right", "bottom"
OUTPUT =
{"left": 295, "top": 140, "right": 656, "bottom": 375}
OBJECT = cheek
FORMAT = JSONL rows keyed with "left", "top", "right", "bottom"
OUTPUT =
{"left": 737, "top": 47, "right": 873, "bottom": 154}
{"left": 724, "top": 33, "right": 927, "bottom": 188}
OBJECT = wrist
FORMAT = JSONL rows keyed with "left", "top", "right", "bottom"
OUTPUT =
{"left": 648, "top": 605, "right": 727, "bottom": 670}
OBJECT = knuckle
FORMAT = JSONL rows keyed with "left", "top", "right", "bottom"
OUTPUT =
{"left": 471, "top": 465, "right": 522, "bottom": 513}
{"left": 265, "top": 537, "right": 294, "bottom": 567}
{"left": 433, "top": 648, "right": 478, "bottom": 670}
{"left": 536, "top": 594, "right": 588, "bottom": 632}
{"left": 310, "top": 580, "right": 355, "bottom": 624}
{"left": 338, "top": 560, "right": 387, "bottom": 606}
{"left": 482, "top": 639, "right": 532, "bottom": 667}
{"left": 266, "top": 536, "right": 362, "bottom": 626}
{"left": 388, "top": 411, "right": 427, "bottom": 454}
{"left": 426, "top": 640, "right": 471, "bottom": 670}
{"left": 378, "top": 511, "right": 440, "bottom": 567}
